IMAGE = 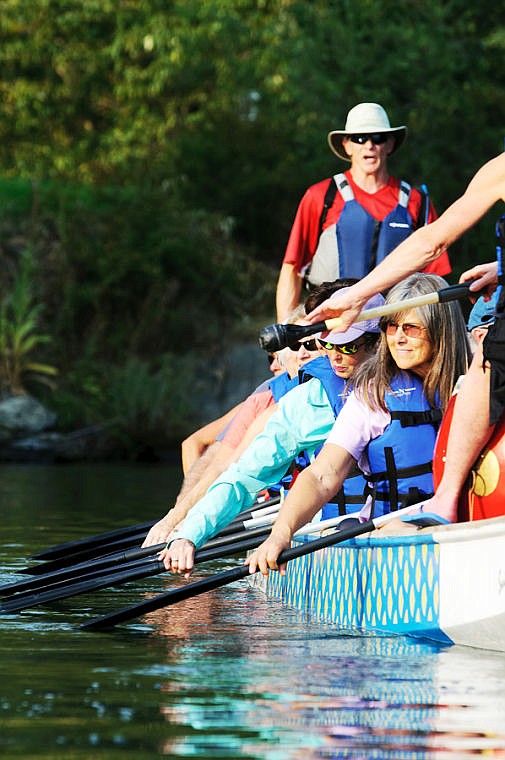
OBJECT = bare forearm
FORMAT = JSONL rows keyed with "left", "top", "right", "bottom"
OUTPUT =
{"left": 181, "top": 403, "right": 242, "bottom": 474}
{"left": 271, "top": 461, "right": 345, "bottom": 537}
{"left": 437, "top": 346, "right": 495, "bottom": 497}
{"left": 309, "top": 163, "right": 505, "bottom": 328}
{"left": 276, "top": 263, "right": 303, "bottom": 322}
{"left": 177, "top": 442, "right": 222, "bottom": 500}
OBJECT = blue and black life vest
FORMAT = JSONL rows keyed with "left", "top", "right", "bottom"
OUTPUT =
{"left": 365, "top": 372, "right": 442, "bottom": 517}
{"left": 299, "top": 355, "right": 367, "bottom": 517}
{"left": 298, "top": 355, "right": 348, "bottom": 416}
{"left": 269, "top": 370, "right": 299, "bottom": 402}
{"left": 306, "top": 174, "right": 427, "bottom": 286}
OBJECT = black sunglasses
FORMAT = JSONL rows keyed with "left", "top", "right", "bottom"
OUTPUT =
{"left": 294, "top": 339, "right": 319, "bottom": 352}
{"left": 348, "top": 133, "right": 390, "bottom": 145}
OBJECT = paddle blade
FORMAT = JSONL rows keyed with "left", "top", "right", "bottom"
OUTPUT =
{"left": 0, "top": 558, "right": 165, "bottom": 614}
{"left": 29, "top": 520, "right": 156, "bottom": 561}
{"left": 258, "top": 321, "right": 326, "bottom": 351}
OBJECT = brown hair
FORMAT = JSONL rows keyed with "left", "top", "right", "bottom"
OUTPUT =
{"left": 352, "top": 273, "right": 471, "bottom": 412}
{"left": 303, "top": 278, "right": 359, "bottom": 313}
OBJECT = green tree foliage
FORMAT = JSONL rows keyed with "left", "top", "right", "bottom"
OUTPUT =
{"left": 0, "top": 1, "right": 504, "bottom": 444}
{"left": 1, "top": 0, "right": 504, "bottom": 265}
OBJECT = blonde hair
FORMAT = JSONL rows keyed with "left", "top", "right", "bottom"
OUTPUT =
{"left": 353, "top": 273, "right": 471, "bottom": 412}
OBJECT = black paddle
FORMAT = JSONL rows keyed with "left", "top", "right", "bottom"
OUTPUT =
{"left": 81, "top": 504, "right": 421, "bottom": 631}
{"left": 0, "top": 531, "right": 274, "bottom": 614}
{"left": 29, "top": 520, "right": 156, "bottom": 561}
{"left": 259, "top": 282, "right": 474, "bottom": 351}
{"left": 19, "top": 531, "right": 154, "bottom": 576}
{"left": 0, "top": 543, "right": 167, "bottom": 597}
{"left": 11, "top": 496, "right": 282, "bottom": 587}
{"left": 0, "top": 511, "right": 350, "bottom": 613}
{"left": 0, "top": 521, "right": 276, "bottom": 600}
{"left": 24, "top": 496, "right": 282, "bottom": 576}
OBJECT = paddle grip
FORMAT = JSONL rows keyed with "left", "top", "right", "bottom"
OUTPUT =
{"left": 258, "top": 321, "right": 327, "bottom": 352}
{"left": 437, "top": 282, "right": 473, "bottom": 302}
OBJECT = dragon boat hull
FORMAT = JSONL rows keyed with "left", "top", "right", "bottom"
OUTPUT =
{"left": 249, "top": 516, "right": 505, "bottom": 652}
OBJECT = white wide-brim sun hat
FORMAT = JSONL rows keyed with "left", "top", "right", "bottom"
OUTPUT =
{"left": 328, "top": 102, "right": 407, "bottom": 161}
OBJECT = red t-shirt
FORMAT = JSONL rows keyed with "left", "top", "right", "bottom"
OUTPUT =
{"left": 282, "top": 172, "right": 451, "bottom": 277}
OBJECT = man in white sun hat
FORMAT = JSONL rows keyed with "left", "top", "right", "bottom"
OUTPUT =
{"left": 275, "top": 102, "right": 451, "bottom": 321}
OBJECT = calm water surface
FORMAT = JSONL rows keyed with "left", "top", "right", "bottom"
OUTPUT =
{"left": 1, "top": 463, "right": 505, "bottom": 759}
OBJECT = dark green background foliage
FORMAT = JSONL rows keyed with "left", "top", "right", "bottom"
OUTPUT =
{"left": 0, "top": 0, "right": 504, "bottom": 449}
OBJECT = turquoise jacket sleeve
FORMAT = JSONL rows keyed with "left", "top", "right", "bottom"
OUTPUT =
{"left": 177, "top": 379, "right": 335, "bottom": 548}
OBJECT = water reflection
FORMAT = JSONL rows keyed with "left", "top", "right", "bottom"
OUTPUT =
{"left": 1, "top": 464, "right": 505, "bottom": 758}
{"left": 131, "top": 584, "right": 505, "bottom": 759}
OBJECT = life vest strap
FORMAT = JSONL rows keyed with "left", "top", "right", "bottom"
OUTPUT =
{"left": 366, "top": 459, "right": 433, "bottom": 484}
{"left": 390, "top": 408, "right": 442, "bottom": 428}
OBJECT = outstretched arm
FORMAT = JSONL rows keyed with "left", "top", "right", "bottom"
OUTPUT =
{"left": 307, "top": 154, "right": 505, "bottom": 330}
{"left": 245, "top": 443, "right": 355, "bottom": 576}
{"left": 181, "top": 402, "right": 242, "bottom": 474}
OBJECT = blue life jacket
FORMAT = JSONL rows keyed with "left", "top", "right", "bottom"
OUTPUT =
{"left": 269, "top": 371, "right": 298, "bottom": 402}
{"left": 298, "top": 355, "right": 348, "bottom": 416}
{"left": 365, "top": 372, "right": 442, "bottom": 517}
{"left": 266, "top": 361, "right": 323, "bottom": 496}
{"left": 299, "top": 355, "right": 367, "bottom": 517}
{"left": 306, "top": 174, "right": 416, "bottom": 285}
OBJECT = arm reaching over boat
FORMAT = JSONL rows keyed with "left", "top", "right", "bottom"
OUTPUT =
{"left": 245, "top": 445, "right": 356, "bottom": 576}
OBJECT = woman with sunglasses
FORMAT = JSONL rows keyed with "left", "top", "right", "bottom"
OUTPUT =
{"left": 153, "top": 282, "right": 383, "bottom": 573}
{"left": 246, "top": 273, "right": 471, "bottom": 577}
{"left": 275, "top": 102, "right": 450, "bottom": 322}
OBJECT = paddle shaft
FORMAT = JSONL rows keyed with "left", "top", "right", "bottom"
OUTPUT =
{"left": 29, "top": 520, "right": 156, "bottom": 561}
{"left": 23, "top": 496, "right": 283, "bottom": 574}
{"left": 3, "top": 502, "right": 283, "bottom": 597}
{"left": 0, "top": 531, "right": 274, "bottom": 614}
{"left": 1, "top": 512, "right": 356, "bottom": 613}
{"left": 323, "top": 282, "right": 473, "bottom": 332}
{"left": 0, "top": 524, "right": 274, "bottom": 600}
{"left": 81, "top": 504, "right": 421, "bottom": 630}
{"left": 258, "top": 282, "right": 474, "bottom": 351}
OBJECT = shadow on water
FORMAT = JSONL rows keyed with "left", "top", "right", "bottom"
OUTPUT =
{"left": 1, "top": 463, "right": 505, "bottom": 759}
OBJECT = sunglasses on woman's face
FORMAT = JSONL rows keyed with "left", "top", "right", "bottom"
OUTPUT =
{"left": 318, "top": 339, "right": 366, "bottom": 355}
{"left": 382, "top": 322, "right": 427, "bottom": 339}
{"left": 348, "top": 133, "right": 389, "bottom": 145}
{"left": 294, "top": 339, "right": 319, "bottom": 352}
